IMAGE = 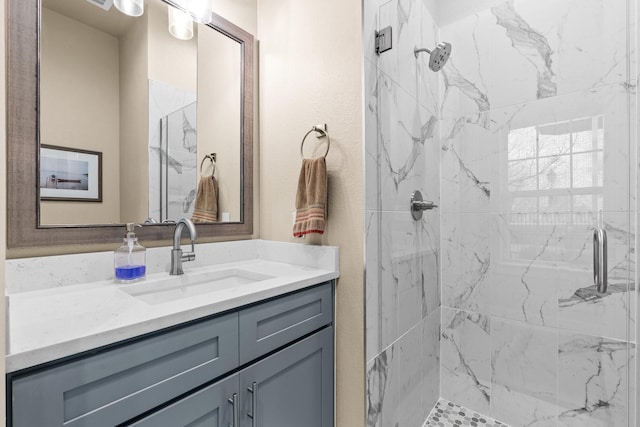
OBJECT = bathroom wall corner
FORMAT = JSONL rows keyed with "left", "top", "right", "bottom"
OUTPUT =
{"left": 1, "top": 0, "right": 8, "bottom": 421}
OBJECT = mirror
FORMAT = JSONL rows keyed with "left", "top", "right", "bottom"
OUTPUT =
{"left": 40, "top": 0, "right": 241, "bottom": 225}
{"left": 7, "top": 0, "right": 254, "bottom": 248}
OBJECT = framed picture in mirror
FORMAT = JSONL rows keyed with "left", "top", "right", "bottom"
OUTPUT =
{"left": 40, "top": 145, "right": 103, "bottom": 202}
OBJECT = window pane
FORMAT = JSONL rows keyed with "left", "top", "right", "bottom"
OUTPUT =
{"left": 538, "top": 123, "right": 571, "bottom": 157}
{"left": 508, "top": 159, "right": 538, "bottom": 191}
{"left": 572, "top": 130, "right": 594, "bottom": 153}
{"left": 572, "top": 151, "right": 603, "bottom": 188}
{"left": 508, "top": 126, "right": 537, "bottom": 160}
{"left": 539, "top": 155, "right": 570, "bottom": 190}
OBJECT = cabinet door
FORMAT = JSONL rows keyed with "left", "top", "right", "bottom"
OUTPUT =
{"left": 129, "top": 374, "right": 239, "bottom": 427}
{"left": 239, "top": 326, "right": 334, "bottom": 427}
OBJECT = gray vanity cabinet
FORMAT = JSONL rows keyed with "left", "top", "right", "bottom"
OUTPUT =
{"left": 239, "top": 326, "right": 334, "bottom": 427}
{"left": 8, "top": 282, "right": 335, "bottom": 427}
{"left": 10, "top": 312, "right": 239, "bottom": 427}
{"left": 131, "top": 326, "right": 334, "bottom": 427}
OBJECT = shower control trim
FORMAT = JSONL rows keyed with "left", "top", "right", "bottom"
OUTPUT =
{"left": 593, "top": 227, "right": 608, "bottom": 293}
{"left": 410, "top": 190, "right": 437, "bottom": 220}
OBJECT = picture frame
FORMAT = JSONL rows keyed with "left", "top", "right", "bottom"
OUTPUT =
{"left": 40, "top": 145, "right": 103, "bottom": 202}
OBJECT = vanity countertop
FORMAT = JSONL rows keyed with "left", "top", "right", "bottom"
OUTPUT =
{"left": 5, "top": 240, "right": 339, "bottom": 373}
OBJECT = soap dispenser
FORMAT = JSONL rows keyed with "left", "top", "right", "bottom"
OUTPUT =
{"left": 114, "top": 223, "right": 146, "bottom": 282}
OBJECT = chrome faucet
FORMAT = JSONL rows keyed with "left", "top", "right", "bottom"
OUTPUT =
{"left": 170, "top": 218, "right": 198, "bottom": 275}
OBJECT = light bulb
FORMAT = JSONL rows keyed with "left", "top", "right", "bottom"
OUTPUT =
{"left": 168, "top": 6, "right": 194, "bottom": 40}
{"left": 186, "top": 0, "right": 212, "bottom": 25}
{"left": 114, "top": 0, "right": 144, "bottom": 17}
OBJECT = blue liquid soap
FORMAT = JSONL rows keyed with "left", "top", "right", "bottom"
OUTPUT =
{"left": 115, "top": 265, "right": 146, "bottom": 281}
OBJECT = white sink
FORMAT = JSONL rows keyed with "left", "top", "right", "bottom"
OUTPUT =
{"left": 121, "top": 268, "right": 274, "bottom": 305}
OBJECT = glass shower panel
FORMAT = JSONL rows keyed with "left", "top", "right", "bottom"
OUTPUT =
{"left": 490, "top": 83, "right": 634, "bottom": 426}
{"left": 160, "top": 102, "right": 197, "bottom": 221}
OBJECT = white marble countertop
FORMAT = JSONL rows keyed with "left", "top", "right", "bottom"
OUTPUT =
{"left": 6, "top": 240, "right": 339, "bottom": 372}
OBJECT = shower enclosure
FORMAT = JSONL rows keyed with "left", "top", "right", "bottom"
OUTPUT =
{"left": 159, "top": 102, "right": 198, "bottom": 221}
{"left": 365, "top": 1, "right": 637, "bottom": 426}
{"left": 147, "top": 79, "right": 198, "bottom": 223}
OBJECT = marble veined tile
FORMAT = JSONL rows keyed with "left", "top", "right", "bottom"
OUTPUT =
{"left": 390, "top": 323, "right": 427, "bottom": 427}
{"left": 366, "top": 210, "right": 397, "bottom": 358}
{"left": 148, "top": 80, "right": 196, "bottom": 221}
{"left": 377, "top": 0, "right": 439, "bottom": 113}
{"left": 557, "top": 212, "right": 634, "bottom": 342}
{"left": 490, "top": 83, "right": 631, "bottom": 214}
{"left": 557, "top": 333, "right": 635, "bottom": 427}
{"left": 366, "top": 345, "right": 395, "bottom": 427}
{"left": 365, "top": 58, "right": 381, "bottom": 212}
{"left": 441, "top": 213, "right": 492, "bottom": 315}
{"left": 439, "top": 9, "right": 493, "bottom": 119}
{"left": 422, "top": 308, "right": 441, "bottom": 420}
{"left": 492, "top": 211, "right": 634, "bottom": 340}
{"left": 440, "top": 0, "right": 628, "bottom": 112}
{"left": 386, "top": 210, "right": 440, "bottom": 336}
{"left": 365, "top": 210, "right": 382, "bottom": 362}
{"left": 375, "top": 68, "right": 440, "bottom": 212}
{"left": 367, "top": 318, "right": 437, "bottom": 427}
{"left": 441, "top": 307, "right": 491, "bottom": 415}
{"left": 367, "top": 208, "right": 440, "bottom": 360}
{"left": 491, "top": 318, "right": 558, "bottom": 426}
{"left": 440, "top": 112, "right": 494, "bottom": 214}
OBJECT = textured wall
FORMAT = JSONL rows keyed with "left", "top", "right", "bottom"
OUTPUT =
{"left": 40, "top": 8, "right": 121, "bottom": 225}
{"left": 256, "top": 1, "right": 364, "bottom": 425}
{"left": 364, "top": 0, "right": 442, "bottom": 426}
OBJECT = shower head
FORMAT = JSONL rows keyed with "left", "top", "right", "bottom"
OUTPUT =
{"left": 414, "top": 42, "right": 452, "bottom": 72}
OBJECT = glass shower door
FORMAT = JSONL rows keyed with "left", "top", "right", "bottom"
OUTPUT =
{"left": 489, "top": 84, "right": 634, "bottom": 426}
{"left": 160, "top": 101, "right": 197, "bottom": 221}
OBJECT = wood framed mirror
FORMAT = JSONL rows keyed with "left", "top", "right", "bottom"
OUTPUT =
{"left": 7, "top": 0, "right": 254, "bottom": 250}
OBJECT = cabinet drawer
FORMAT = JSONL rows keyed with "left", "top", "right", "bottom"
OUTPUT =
{"left": 239, "top": 283, "right": 332, "bottom": 364}
{"left": 11, "top": 312, "right": 239, "bottom": 427}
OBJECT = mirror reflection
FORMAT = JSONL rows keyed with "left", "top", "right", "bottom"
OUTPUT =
{"left": 40, "top": 0, "right": 242, "bottom": 226}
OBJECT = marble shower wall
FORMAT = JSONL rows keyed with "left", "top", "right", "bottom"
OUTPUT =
{"left": 439, "top": 1, "right": 637, "bottom": 426}
{"left": 364, "top": 0, "right": 441, "bottom": 425}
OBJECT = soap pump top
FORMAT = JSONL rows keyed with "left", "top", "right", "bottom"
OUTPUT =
{"left": 114, "top": 223, "right": 146, "bottom": 282}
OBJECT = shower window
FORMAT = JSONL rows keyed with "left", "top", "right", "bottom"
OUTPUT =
{"left": 503, "top": 115, "right": 604, "bottom": 263}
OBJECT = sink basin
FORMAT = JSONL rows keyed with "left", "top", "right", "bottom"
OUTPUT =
{"left": 121, "top": 268, "right": 274, "bottom": 305}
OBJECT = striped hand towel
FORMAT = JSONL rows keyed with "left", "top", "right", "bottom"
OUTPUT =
{"left": 192, "top": 175, "right": 218, "bottom": 223}
{"left": 293, "top": 157, "right": 327, "bottom": 237}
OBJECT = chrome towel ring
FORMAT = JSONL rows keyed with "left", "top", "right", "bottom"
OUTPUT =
{"left": 300, "top": 124, "right": 330, "bottom": 159}
{"left": 200, "top": 153, "right": 217, "bottom": 176}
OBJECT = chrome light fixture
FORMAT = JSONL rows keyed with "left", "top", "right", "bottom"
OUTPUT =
{"left": 168, "top": 6, "right": 194, "bottom": 40}
{"left": 114, "top": 0, "right": 143, "bottom": 17}
{"left": 170, "top": 0, "right": 213, "bottom": 25}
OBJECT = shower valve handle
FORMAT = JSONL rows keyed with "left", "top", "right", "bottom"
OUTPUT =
{"left": 410, "top": 190, "right": 437, "bottom": 220}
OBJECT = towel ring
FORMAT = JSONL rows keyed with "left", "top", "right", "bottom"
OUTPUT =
{"left": 200, "top": 153, "right": 216, "bottom": 177}
{"left": 300, "top": 124, "right": 331, "bottom": 159}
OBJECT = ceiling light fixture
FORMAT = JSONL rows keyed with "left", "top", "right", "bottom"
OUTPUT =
{"left": 168, "top": 6, "right": 194, "bottom": 40}
{"left": 169, "top": 0, "right": 213, "bottom": 25}
{"left": 113, "top": 0, "right": 143, "bottom": 17}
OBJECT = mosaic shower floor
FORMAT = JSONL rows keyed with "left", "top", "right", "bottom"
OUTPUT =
{"left": 423, "top": 399, "right": 510, "bottom": 427}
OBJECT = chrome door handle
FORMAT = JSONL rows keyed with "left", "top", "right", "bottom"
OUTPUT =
{"left": 593, "top": 228, "right": 608, "bottom": 293}
{"left": 247, "top": 382, "right": 257, "bottom": 426}
{"left": 227, "top": 393, "right": 239, "bottom": 427}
